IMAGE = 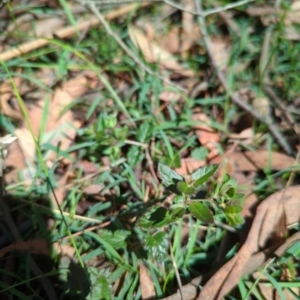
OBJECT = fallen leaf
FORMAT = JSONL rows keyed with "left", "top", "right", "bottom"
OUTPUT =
{"left": 224, "top": 150, "right": 296, "bottom": 172}
{"left": 53, "top": 242, "right": 75, "bottom": 257}
{"left": 0, "top": 239, "right": 50, "bottom": 257}
{"left": 180, "top": 0, "right": 196, "bottom": 53}
{"left": 192, "top": 111, "right": 220, "bottom": 160}
{"left": 228, "top": 128, "right": 254, "bottom": 144}
{"left": 128, "top": 26, "right": 194, "bottom": 77}
{"left": 210, "top": 37, "right": 231, "bottom": 71}
{"left": 83, "top": 184, "right": 103, "bottom": 195}
{"left": 175, "top": 158, "right": 206, "bottom": 176}
{"left": 198, "top": 185, "right": 300, "bottom": 300}
{"left": 160, "top": 27, "right": 180, "bottom": 54}
{"left": 159, "top": 90, "right": 181, "bottom": 102}
{"left": 139, "top": 263, "right": 156, "bottom": 299}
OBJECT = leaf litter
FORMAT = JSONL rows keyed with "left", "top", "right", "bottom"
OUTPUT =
{"left": 1, "top": 1, "right": 300, "bottom": 299}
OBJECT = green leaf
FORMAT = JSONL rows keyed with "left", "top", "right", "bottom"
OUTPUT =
{"left": 98, "top": 229, "right": 131, "bottom": 249}
{"left": 225, "top": 187, "right": 236, "bottom": 198}
{"left": 191, "top": 164, "right": 219, "bottom": 187}
{"left": 158, "top": 163, "right": 183, "bottom": 194}
{"left": 138, "top": 206, "right": 177, "bottom": 228}
{"left": 221, "top": 173, "right": 231, "bottom": 185}
{"left": 144, "top": 231, "right": 169, "bottom": 262}
{"left": 173, "top": 195, "right": 185, "bottom": 204}
{"left": 224, "top": 205, "right": 243, "bottom": 214}
{"left": 170, "top": 206, "right": 185, "bottom": 218}
{"left": 225, "top": 213, "right": 245, "bottom": 226}
{"left": 149, "top": 207, "right": 168, "bottom": 224}
{"left": 189, "top": 202, "right": 214, "bottom": 223}
{"left": 87, "top": 268, "right": 112, "bottom": 300}
{"left": 137, "top": 122, "right": 153, "bottom": 143}
{"left": 234, "top": 193, "right": 245, "bottom": 199}
{"left": 177, "top": 181, "right": 195, "bottom": 195}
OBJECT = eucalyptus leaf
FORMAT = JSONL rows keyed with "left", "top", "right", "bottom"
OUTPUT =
{"left": 158, "top": 163, "right": 183, "bottom": 187}
{"left": 189, "top": 202, "right": 214, "bottom": 223}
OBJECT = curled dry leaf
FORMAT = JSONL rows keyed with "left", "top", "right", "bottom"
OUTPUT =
{"left": 128, "top": 26, "right": 194, "bottom": 77}
{"left": 0, "top": 239, "right": 50, "bottom": 257}
{"left": 198, "top": 185, "right": 300, "bottom": 300}
{"left": 224, "top": 150, "right": 296, "bottom": 172}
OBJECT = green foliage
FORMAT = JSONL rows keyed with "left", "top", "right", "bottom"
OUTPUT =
{"left": 87, "top": 268, "right": 113, "bottom": 300}
{"left": 142, "top": 163, "right": 245, "bottom": 226}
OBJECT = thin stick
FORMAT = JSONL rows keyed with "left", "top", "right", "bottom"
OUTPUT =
{"left": 170, "top": 243, "right": 185, "bottom": 300}
{"left": 86, "top": 0, "right": 254, "bottom": 17}
{"left": 194, "top": 0, "right": 294, "bottom": 156}
{"left": 0, "top": 3, "right": 150, "bottom": 61}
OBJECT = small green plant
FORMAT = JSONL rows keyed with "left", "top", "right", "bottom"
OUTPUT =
{"left": 138, "top": 163, "right": 245, "bottom": 230}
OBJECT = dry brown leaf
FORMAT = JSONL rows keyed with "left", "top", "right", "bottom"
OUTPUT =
{"left": 160, "top": 27, "right": 180, "bottom": 54}
{"left": 139, "top": 264, "right": 156, "bottom": 299}
{"left": 285, "top": 1, "right": 300, "bottom": 25}
{"left": 180, "top": 0, "right": 196, "bottom": 53}
{"left": 175, "top": 158, "right": 206, "bottom": 176}
{"left": 252, "top": 97, "right": 270, "bottom": 117}
{"left": 284, "top": 25, "right": 300, "bottom": 40}
{"left": 159, "top": 91, "right": 181, "bottom": 102}
{"left": 53, "top": 242, "right": 75, "bottom": 257}
{"left": 192, "top": 111, "right": 220, "bottom": 160}
{"left": 224, "top": 150, "right": 295, "bottom": 172}
{"left": 7, "top": 17, "right": 65, "bottom": 39}
{"left": 0, "top": 239, "right": 50, "bottom": 257}
{"left": 128, "top": 26, "right": 194, "bottom": 77}
{"left": 198, "top": 185, "right": 300, "bottom": 300}
{"left": 210, "top": 37, "right": 231, "bottom": 71}
{"left": 83, "top": 184, "right": 103, "bottom": 195}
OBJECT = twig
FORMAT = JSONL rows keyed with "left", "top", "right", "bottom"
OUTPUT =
{"left": 194, "top": 0, "right": 295, "bottom": 156}
{"left": 86, "top": 0, "right": 254, "bottom": 17}
{"left": 0, "top": 3, "right": 150, "bottom": 61}
{"left": 170, "top": 243, "right": 185, "bottom": 300}
{"left": 82, "top": 1, "right": 187, "bottom": 92}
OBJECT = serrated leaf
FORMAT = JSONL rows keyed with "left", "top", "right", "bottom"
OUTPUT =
{"left": 191, "top": 164, "right": 219, "bottom": 187}
{"left": 137, "top": 122, "right": 153, "bottom": 143}
{"left": 158, "top": 163, "right": 183, "bottom": 186}
{"left": 98, "top": 229, "right": 131, "bottom": 249}
{"left": 189, "top": 202, "right": 214, "bottom": 223}
{"left": 158, "top": 163, "right": 183, "bottom": 194}
{"left": 138, "top": 206, "right": 176, "bottom": 228}
{"left": 144, "top": 231, "right": 168, "bottom": 262}
{"left": 87, "top": 268, "right": 112, "bottom": 300}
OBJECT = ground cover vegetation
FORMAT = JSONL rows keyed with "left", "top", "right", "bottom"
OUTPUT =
{"left": 0, "top": 0, "right": 300, "bottom": 299}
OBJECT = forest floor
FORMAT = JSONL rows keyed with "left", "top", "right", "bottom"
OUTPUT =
{"left": 0, "top": 0, "right": 300, "bottom": 299}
